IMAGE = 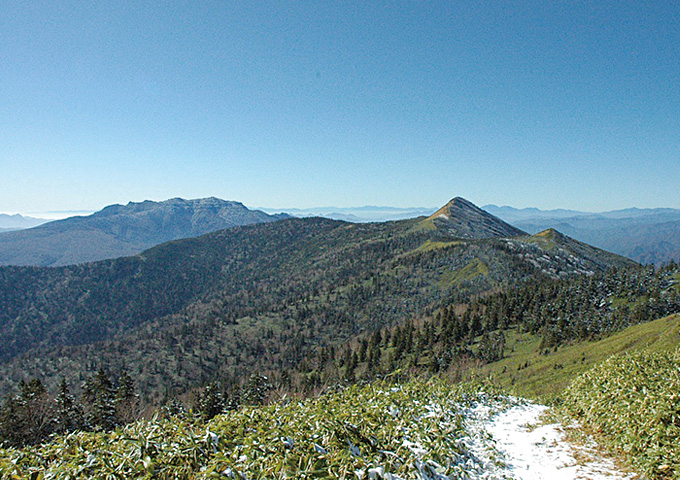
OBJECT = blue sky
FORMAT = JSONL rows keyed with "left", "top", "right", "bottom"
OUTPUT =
{"left": 1, "top": 1, "right": 679, "bottom": 216}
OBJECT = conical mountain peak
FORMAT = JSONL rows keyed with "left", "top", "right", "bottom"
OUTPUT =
{"left": 425, "top": 197, "right": 526, "bottom": 239}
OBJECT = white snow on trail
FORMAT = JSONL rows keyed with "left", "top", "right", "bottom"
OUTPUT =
{"left": 461, "top": 399, "right": 639, "bottom": 480}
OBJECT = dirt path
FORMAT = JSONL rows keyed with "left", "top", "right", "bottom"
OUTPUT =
{"left": 462, "top": 400, "right": 638, "bottom": 480}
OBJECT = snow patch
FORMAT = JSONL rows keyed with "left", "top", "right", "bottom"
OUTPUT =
{"left": 462, "top": 400, "right": 639, "bottom": 480}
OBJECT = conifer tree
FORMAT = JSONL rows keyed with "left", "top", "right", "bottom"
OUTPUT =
{"left": 54, "top": 378, "right": 84, "bottom": 434}
{"left": 195, "top": 382, "right": 225, "bottom": 421}
{"left": 83, "top": 369, "right": 117, "bottom": 431}
{"left": 0, "top": 394, "right": 22, "bottom": 447}
{"left": 115, "top": 371, "right": 140, "bottom": 425}
{"left": 344, "top": 352, "right": 357, "bottom": 382}
{"left": 20, "top": 379, "right": 54, "bottom": 445}
{"left": 0, "top": 379, "right": 54, "bottom": 446}
{"left": 242, "top": 374, "right": 271, "bottom": 406}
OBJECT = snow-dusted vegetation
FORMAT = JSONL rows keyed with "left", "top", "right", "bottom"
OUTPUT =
{"left": 0, "top": 379, "right": 481, "bottom": 478}
{"left": 0, "top": 378, "right": 642, "bottom": 479}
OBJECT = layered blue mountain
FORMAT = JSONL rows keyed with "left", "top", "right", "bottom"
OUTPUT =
{"left": 484, "top": 205, "right": 680, "bottom": 264}
{"left": 0, "top": 213, "right": 48, "bottom": 232}
{"left": 261, "top": 205, "right": 436, "bottom": 223}
{"left": 0, "top": 197, "right": 287, "bottom": 267}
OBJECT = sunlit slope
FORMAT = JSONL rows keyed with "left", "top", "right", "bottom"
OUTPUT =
{"left": 563, "top": 349, "right": 680, "bottom": 479}
{"left": 478, "top": 313, "right": 680, "bottom": 400}
{"left": 0, "top": 379, "right": 503, "bottom": 479}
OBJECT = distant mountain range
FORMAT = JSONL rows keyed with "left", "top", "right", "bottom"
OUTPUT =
{"left": 0, "top": 196, "right": 634, "bottom": 400}
{"left": 260, "top": 205, "right": 435, "bottom": 223}
{"left": 0, "top": 198, "right": 287, "bottom": 267}
{"left": 484, "top": 205, "right": 680, "bottom": 264}
{"left": 0, "top": 213, "right": 49, "bottom": 232}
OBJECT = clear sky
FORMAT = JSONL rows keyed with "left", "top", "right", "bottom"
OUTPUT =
{"left": 1, "top": 1, "right": 679, "bottom": 216}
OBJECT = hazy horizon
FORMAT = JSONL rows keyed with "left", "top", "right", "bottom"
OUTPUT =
{"left": 4, "top": 197, "right": 680, "bottom": 222}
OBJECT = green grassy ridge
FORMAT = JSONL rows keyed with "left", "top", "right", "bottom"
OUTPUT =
{"left": 562, "top": 349, "right": 680, "bottom": 479}
{"left": 0, "top": 379, "right": 504, "bottom": 479}
{"left": 476, "top": 313, "right": 680, "bottom": 401}
{"left": 411, "top": 240, "right": 462, "bottom": 253}
{"left": 439, "top": 258, "right": 489, "bottom": 288}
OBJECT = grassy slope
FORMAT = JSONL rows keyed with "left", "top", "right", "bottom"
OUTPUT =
{"left": 476, "top": 313, "right": 680, "bottom": 401}
{"left": 473, "top": 313, "right": 680, "bottom": 478}
{"left": 439, "top": 258, "right": 489, "bottom": 288}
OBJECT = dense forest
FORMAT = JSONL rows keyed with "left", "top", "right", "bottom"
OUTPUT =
{"left": 290, "top": 262, "right": 680, "bottom": 389}
{"left": 0, "top": 212, "right": 634, "bottom": 403}
{"left": 3, "top": 259, "right": 675, "bottom": 448}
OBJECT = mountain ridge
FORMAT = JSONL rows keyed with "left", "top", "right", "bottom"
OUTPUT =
{"left": 483, "top": 204, "right": 680, "bottom": 222}
{"left": 0, "top": 197, "right": 636, "bottom": 400}
{"left": 485, "top": 205, "right": 680, "bottom": 264}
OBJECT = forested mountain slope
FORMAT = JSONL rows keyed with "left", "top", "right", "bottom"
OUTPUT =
{"left": 0, "top": 197, "right": 286, "bottom": 267}
{"left": 0, "top": 198, "right": 635, "bottom": 402}
{"left": 292, "top": 262, "right": 680, "bottom": 394}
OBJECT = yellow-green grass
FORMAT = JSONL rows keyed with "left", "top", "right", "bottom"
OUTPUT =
{"left": 413, "top": 239, "right": 462, "bottom": 253}
{"left": 409, "top": 217, "right": 438, "bottom": 232}
{"left": 519, "top": 228, "right": 560, "bottom": 250}
{"left": 439, "top": 258, "right": 488, "bottom": 288}
{"left": 563, "top": 350, "right": 680, "bottom": 479}
{"left": 476, "top": 313, "right": 680, "bottom": 402}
